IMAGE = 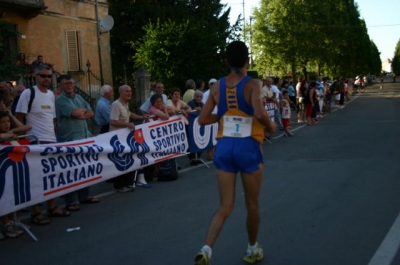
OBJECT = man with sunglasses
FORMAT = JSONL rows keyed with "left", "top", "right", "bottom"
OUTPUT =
{"left": 16, "top": 65, "right": 70, "bottom": 226}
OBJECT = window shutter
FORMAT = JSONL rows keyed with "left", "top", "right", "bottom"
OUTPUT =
{"left": 66, "top": 30, "right": 81, "bottom": 71}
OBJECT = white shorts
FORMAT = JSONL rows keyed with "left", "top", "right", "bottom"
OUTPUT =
{"left": 335, "top": 94, "right": 340, "bottom": 101}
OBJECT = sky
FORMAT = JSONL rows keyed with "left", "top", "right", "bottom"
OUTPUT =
{"left": 220, "top": 0, "right": 400, "bottom": 62}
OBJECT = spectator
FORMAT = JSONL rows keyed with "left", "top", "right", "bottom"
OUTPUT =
{"left": 166, "top": 88, "right": 192, "bottom": 115}
{"left": 148, "top": 94, "right": 170, "bottom": 121}
{"left": 16, "top": 65, "right": 70, "bottom": 225}
{"left": 262, "top": 78, "right": 274, "bottom": 100}
{"left": 56, "top": 75, "right": 100, "bottom": 211}
{"left": 304, "top": 81, "right": 318, "bottom": 126}
{"left": 262, "top": 78, "right": 275, "bottom": 140}
{"left": 31, "top": 55, "right": 44, "bottom": 73}
{"left": 203, "top": 79, "right": 216, "bottom": 102}
{"left": 323, "top": 82, "right": 331, "bottom": 113}
{"left": 11, "top": 85, "right": 25, "bottom": 115}
{"left": 287, "top": 81, "right": 296, "bottom": 111}
{"left": 195, "top": 79, "right": 205, "bottom": 92}
{"left": 188, "top": 90, "right": 204, "bottom": 112}
{"left": 0, "top": 109, "right": 32, "bottom": 238}
{"left": 0, "top": 81, "right": 12, "bottom": 108}
{"left": 333, "top": 78, "right": 342, "bottom": 108}
{"left": 281, "top": 81, "right": 295, "bottom": 108}
{"left": 272, "top": 78, "right": 283, "bottom": 131}
{"left": 95, "top": 84, "right": 114, "bottom": 134}
{"left": 185, "top": 90, "right": 205, "bottom": 165}
{"left": 316, "top": 77, "right": 325, "bottom": 118}
{"left": 297, "top": 79, "right": 307, "bottom": 123}
{"left": 202, "top": 78, "right": 217, "bottom": 113}
{"left": 110, "top": 85, "right": 146, "bottom": 192}
{"left": 344, "top": 78, "right": 351, "bottom": 101}
{"left": 182, "top": 79, "right": 196, "bottom": 103}
{"left": 140, "top": 82, "right": 168, "bottom": 114}
{"left": 281, "top": 90, "right": 293, "bottom": 137}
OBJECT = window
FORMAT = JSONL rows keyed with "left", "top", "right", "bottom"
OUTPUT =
{"left": 65, "top": 30, "right": 81, "bottom": 71}
{"left": 0, "top": 22, "right": 18, "bottom": 64}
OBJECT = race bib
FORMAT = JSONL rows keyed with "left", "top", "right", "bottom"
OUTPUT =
{"left": 222, "top": 116, "right": 252, "bottom": 138}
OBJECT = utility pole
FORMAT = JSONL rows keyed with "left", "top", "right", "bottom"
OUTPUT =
{"left": 95, "top": 0, "right": 104, "bottom": 86}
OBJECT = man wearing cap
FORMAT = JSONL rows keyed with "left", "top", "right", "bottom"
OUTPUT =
{"left": 202, "top": 78, "right": 217, "bottom": 106}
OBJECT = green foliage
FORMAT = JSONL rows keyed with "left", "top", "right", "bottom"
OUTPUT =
{"left": 250, "top": 0, "right": 381, "bottom": 80}
{"left": 369, "top": 40, "right": 382, "bottom": 75}
{"left": 0, "top": 21, "right": 26, "bottom": 81}
{"left": 392, "top": 39, "right": 400, "bottom": 75}
{"left": 247, "top": 70, "right": 259, "bottom": 79}
{"left": 132, "top": 16, "right": 229, "bottom": 95}
{"left": 109, "top": 0, "right": 238, "bottom": 90}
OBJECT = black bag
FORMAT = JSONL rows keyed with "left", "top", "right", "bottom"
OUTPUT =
{"left": 142, "top": 163, "right": 160, "bottom": 182}
{"left": 158, "top": 159, "right": 179, "bottom": 181}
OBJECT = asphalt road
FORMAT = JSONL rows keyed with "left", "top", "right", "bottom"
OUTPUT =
{"left": 1, "top": 80, "right": 400, "bottom": 265}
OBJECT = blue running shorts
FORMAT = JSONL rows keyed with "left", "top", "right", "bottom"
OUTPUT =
{"left": 214, "top": 137, "right": 263, "bottom": 173}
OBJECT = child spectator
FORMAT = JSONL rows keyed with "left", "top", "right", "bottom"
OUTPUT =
{"left": 0, "top": 108, "right": 32, "bottom": 238}
{"left": 281, "top": 90, "right": 293, "bottom": 137}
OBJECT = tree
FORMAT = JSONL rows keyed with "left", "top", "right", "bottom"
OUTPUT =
{"left": 0, "top": 21, "right": 27, "bottom": 81}
{"left": 369, "top": 40, "right": 381, "bottom": 76}
{"left": 109, "top": 0, "right": 238, "bottom": 90}
{"left": 392, "top": 39, "right": 400, "bottom": 75}
{"left": 251, "top": 0, "right": 378, "bottom": 80}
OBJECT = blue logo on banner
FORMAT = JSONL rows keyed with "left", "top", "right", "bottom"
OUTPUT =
{"left": 0, "top": 146, "right": 31, "bottom": 205}
{"left": 108, "top": 129, "right": 150, "bottom": 171}
{"left": 188, "top": 112, "right": 218, "bottom": 153}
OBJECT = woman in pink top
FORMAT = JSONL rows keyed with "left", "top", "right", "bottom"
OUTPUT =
{"left": 149, "top": 94, "right": 169, "bottom": 120}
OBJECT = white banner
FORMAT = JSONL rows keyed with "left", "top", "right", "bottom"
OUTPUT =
{"left": 0, "top": 116, "right": 188, "bottom": 216}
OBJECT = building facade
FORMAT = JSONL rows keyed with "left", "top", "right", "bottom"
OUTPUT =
{"left": 0, "top": 0, "right": 112, "bottom": 90}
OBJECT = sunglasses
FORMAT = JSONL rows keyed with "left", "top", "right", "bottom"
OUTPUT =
{"left": 38, "top": 74, "right": 52, "bottom": 78}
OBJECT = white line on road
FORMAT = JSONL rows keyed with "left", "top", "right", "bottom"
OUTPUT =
{"left": 368, "top": 212, "right": 400, "bottom": 265}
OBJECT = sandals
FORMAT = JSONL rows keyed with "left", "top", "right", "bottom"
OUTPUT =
{"left": 65, "top": 204, "right": 80, "bottom": 211}
{"left": 80, "top": 197, "right": 100, "bottom": 204}
{"left": 47, "top": 206, "right": 71, "bottom": 217}
{"left": 31, "top": 212, "right": 50, "bottom": 225}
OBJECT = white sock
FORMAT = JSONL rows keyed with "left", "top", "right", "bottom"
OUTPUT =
{"left": 201, "top": 245, "right": 212, "bottom": 257}
{"left": 248, "top": 243, "right": 257, "bottom": 251}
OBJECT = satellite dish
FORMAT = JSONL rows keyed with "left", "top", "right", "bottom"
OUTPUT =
{"left": 99, "top": 15, "right": 114, "bottom": 32}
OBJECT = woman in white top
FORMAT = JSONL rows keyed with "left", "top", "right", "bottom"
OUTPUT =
{"left": 166, "top": 88, "right": 192, "bottom": 115}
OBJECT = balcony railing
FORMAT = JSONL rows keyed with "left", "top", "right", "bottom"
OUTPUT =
{"left": 0, "top": 0, "right": 47, "bottom": 19}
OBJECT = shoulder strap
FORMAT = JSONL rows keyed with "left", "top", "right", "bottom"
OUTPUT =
{"left": 27, "top": 86, "right": 35, "bottom": 113}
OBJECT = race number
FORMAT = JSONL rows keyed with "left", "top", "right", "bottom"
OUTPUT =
{"left": 222, "top": 116, "right": 252, "bottom": 137}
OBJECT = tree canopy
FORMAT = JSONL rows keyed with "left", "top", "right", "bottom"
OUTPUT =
{"left": 250, "top": 0, "right": 382, "bottom": 80}
{"left": 392, "top": 39, "right": 400, "bottom": 75}
{"left": 0, "top": 21, "right": 26, "bottom": 81}
{"left": 109, "top": 0, "right": 240, "bottom": 93}
{"left": 109, "top": 0, "right": 384, "bottom": 90}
